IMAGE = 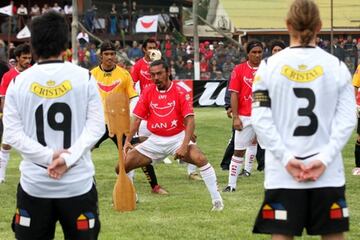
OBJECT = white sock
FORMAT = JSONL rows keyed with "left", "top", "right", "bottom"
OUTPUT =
{"left": 199, "top": 163, "right": 222, "bottom": 203}
{"left": 0, "top": 147, "right": 10, "bottom": 167}
{"left": 228, "top": 156, "right": 243, "bottom": 188}
{"left": 126, "top": 170, "right": 135, "bottom": 183}
{"left": 187, "top": 163, "right": 197, "bottom": 175}
{"left": 244, "top": 145, "right": 257, "bottom": 173}
{"left": 0, "top": 147, "right": 10, "bottom": 180}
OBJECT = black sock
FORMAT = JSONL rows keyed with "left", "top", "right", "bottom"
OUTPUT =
{"left": 355, "top": 141, "right": 360, "bottom": 167}
{"left": 142, "top": 164, "right": 158, "bottom": 189}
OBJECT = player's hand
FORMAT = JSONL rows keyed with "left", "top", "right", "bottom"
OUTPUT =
{"left": 226, "top": 108, "right": 232, "bottom": 118}
{"left": 190, "top": 133, "right": 197, "bottom": 143}
{"left": 48, "top": 157, "right": 68, "bottom": 180}
{"left": 285, "top": 159, "right": 306, "bottom": 182}
{"left": 301, "top": 160, "right": 326, "bottom": 181}
{"left": 124, "top": 141, "right": 133, "bottom": 155}
{"left": 233, "top": 116, "right": 243, "bottom": 130}
{"left": 52, "top": 149, "right": 69, "bottom": 160}
{"left": 174, "top": 144, "right": 188, "bottom": 160}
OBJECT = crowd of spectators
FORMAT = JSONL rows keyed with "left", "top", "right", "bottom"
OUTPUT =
{"left": 0, "top": 33, "right": 359, "bottom": 80}
{"left": 0, "top": 1, "right": 73, "bottom": 34}
{"left": 1, "top": 1, "right": 181, "bottom": 37}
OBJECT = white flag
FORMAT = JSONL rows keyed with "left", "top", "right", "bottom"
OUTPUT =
{"left": 16, "top": 26, "right": 31, "bottom": 39}
{"left": 136, "top": 15, "right": 159, "bottom": 33}
{"left": 0, "top": 4, "right": 12, "bottom": 16}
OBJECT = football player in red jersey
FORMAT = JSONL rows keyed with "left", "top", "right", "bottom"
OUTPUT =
{"left": 124, "top": 60, "right": 223, "bottom": 211}
{"left": 0, "top": 43, "right": 32, "bottom": 183}
{"left": 132, "top": 39, "right": 201, "bottom": 181}
{"left": 223, "top": 40, "right": 263, "bottom": 192}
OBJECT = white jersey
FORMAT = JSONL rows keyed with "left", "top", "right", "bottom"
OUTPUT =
{"left": 252, "top": 47, "right": 356, "bottom": 189}
{"left": 3, "top": 61, "right": 105, "bottom": 198}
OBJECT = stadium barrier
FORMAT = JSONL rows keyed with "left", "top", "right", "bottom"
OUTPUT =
{"left": 174, "top": 80, "right": 227, "bottom": 107}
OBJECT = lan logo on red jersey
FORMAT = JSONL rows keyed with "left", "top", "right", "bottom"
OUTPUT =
{"left": 77, "top": 212, "right": 95, "bottom": 231}
{"left": 262, "top": 203, "right": 287, "bottom": 221}
{"left": 330, "top": 199, "right": 348, "bottom": 219}
{"left": 150, "top": 100, "right": 175, "bottom": 117}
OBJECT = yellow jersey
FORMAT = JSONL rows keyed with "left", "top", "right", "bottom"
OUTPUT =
{"left": 91, "top": 65, "right": 138, "bottom": 123}
{"left": 353, "top": 64, "right": 360, "bottom": 88}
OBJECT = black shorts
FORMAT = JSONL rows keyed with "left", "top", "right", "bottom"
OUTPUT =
{"left": 357, "top": 117, "right": 360, "bottom": 134}
{"left": 253, "top": 186, "right": 349, "bottom": 236}
{"left": 12, "top": 184, "right": 100, "bottom": 240}
{"left": 93, "top": 125, "right": 139, "bottom": 149}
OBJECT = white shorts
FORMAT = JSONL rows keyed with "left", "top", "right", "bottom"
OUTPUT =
{"left": 138, "top": 120, "right": 152, "bottom": 137}
{"left": 234, "top": 116, "right": 256, "bottom": 150}
{"left": 135, "top": 131, "right": 193, "bottom": 163}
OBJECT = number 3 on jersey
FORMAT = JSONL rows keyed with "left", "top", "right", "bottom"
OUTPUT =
{"left": 293, "top": 88, "right": 318, "bottom": 136}
{"left": 35, "top": 103, "right": 72, "bottom": 148}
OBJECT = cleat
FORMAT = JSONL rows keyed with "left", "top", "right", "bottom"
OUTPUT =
{"left": 352, "top": 167, "right": 360, "bottom": 176}
{"left": 163, "top": 157, "right": 172, "bottom": 164}
{"left": 239, "top": 169, "right": 251, "bottom": 177}
{"left": 211, "top": 200, "right": 224, "bottom": 212}
{"left": 188, "top": 172, "right": 202, "bottom": 181}
{"left": 152, "top": 185, "right": 169, "bottom": 195}
{"left": 222, "top": 186, "right": 236, "bottom": 192}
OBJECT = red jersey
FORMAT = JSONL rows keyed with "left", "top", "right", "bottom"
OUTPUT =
{"left": 131, "top": 57, "right": 153, "bottom": 93}
{"left": 0, "top": 67, "right": 20, "bottom": 96}
{"left": 228, "top": 61, "right": 258, "bottom": 116}
{"left": 133, "top": 82, "right": 194, "bottom": 136}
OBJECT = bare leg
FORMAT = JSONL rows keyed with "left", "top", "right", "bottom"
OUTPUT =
{"left": 321, "top": 233, "right": 345, "bottom": 240}
{"left": 125, "top": 149, "right": 152, "bottom": 173}
{"left": 272, "top": 234, "right": 293, "bottom": 240}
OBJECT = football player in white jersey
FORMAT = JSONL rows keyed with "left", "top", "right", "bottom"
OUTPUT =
{"left": 3, "top": 12, "right": 105, "bottom": 239}
{"left": 251, "top": 0, "right": 356, "bottom": 239}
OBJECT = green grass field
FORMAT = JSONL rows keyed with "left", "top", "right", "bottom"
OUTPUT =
{"left": 0, "top": 107, "right": 360, "bottom": 239}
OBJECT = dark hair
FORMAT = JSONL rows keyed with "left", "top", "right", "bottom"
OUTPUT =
{"left": 286, "top": 0, "right": 321, "bottom": 46}
{"left": 14, "top": 43, "right": 31, "bottom": 58}
{"left": 100, "top": 41, "right": 115, "bottom": 53}
{"left": 270, "top": 40, "right": 286, "bottom": 52}
{"left": 31, "top": 11, "right": 68, "bottom": 58}
{"left": 150, "top": 59, "right": 172, "bottom": 80}
{"left": 142, "top": 38, "right": 157, "bottom": 51}
{"left": 246, "top": 40, "right": 263, "bottom": 53}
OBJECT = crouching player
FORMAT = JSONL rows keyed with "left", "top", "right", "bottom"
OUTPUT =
{"left": 124, "top": 60, "right": 224, "bottom": 211}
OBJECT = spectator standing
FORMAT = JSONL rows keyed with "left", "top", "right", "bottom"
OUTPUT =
{"left": 17, "top": 4, "right": 28, "bottom": 29}
{"left": 169, "top": 3, "right": 180, "bottom": 31}
{"left": 41, "top": 4, "right": 50, "bottom": 14}
{"left": 252, "top": 1, "right": 355, "bottom": 239}
{"left": 30, "top": 4, "right": 41, "bottom": 19}
{"left": 52, "top": 3, "right": 63, "bottom": 13}
{"left": 120, "top": 1, "right": 129, "bottom": 33}
{"left": 109, "top": 4, "right": 117, "bottom": 35}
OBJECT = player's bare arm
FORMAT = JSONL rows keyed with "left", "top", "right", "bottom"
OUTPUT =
{"left": 124, "top": 117, "right": 142, "bottom": 153}
{"left": 230, "top": 91, "right": 242, "bottom": 130}
{"left": 175, "top": 115, "right": 194, "bottom": 160}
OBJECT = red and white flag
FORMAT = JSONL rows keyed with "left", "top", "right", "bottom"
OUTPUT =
{"left": 0, "top": 4, "right": 13, "bottom": 16}
{"left": 135, "top": 15, "right": 159, "bottom": 33}
{"left": 16, "top": 26, "right": 31, "bottom": 39}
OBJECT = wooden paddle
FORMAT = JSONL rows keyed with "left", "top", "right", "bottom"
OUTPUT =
{"left": 105, "top": 92, "right": 136, "bottom": 212}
